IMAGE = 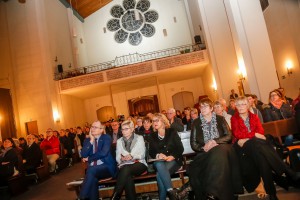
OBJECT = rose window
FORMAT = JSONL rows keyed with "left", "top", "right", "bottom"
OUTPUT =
{"left": 107, "top": 0, "right": 159, "bottom": 46}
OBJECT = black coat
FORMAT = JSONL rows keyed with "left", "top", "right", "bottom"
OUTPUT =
{"left": 263, "top": 103, "right": 293, "bottom": 122}
{"left": 22, "top": 142, "right": 42, "bottom": 171}
{"left": 0, "top": 148, "right": 18, "bottom": 179}
{"left": 148, "top": 128, "right": 184, "bottom": 166}
{"left": 191, "top": 115, "right": 232, "bottom": 152}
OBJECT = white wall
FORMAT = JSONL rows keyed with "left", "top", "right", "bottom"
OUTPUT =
{"left": 84, "top": 77, "right": 204, "bottom": 123}
{"left": 264, "top": 0, "right": 300, "bottom": 98}
{"left": 82, "top": 0, "right": 192, "bottom": 65}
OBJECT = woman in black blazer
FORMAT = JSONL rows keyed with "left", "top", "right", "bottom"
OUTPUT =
{"left": 148, "top": 113, "right": 184, "bottom": 200}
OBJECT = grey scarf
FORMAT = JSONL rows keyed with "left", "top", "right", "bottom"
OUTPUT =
{"left": 123, "top": 134, "right": 134, "bottom": 153}
{"left": 200, "top": 113, "right": 219, "bottom": 143}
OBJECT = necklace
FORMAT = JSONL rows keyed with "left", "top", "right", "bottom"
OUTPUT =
{"left": 158, "top": 134, "right": 165, "bottom": 140}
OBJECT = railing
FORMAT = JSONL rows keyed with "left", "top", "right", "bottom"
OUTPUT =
{"left": 54, "top": 43, "right": 206, "bottom": 80}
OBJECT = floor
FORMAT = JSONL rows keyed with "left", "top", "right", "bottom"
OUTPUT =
{"left": 11, "top": 163, "right": 300, "bottom": 200}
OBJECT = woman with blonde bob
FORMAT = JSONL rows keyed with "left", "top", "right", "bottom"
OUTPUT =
{"left": 148, "top": 113, "right": 184, "bottom": 200}
{"left": 111, "top": 120, "right": 147, "bottom": 200}
{"left": 231, "top": 97, "right": 300, "bottom": 200}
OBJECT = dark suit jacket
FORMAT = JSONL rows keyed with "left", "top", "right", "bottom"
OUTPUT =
{"left": 81, "top": 134, "right": 117, "bottom": 177}
{"left": 148, "top": 128, "right": 184, "bottom": 165}
{"left": 170, "top": 117, "right": 184, "bottom": 132}
{"left": 107, "top": 130, "right": 122, "bottom": 144}
{"left": 22, "top": 142, "right": 42, "bottom": 169}
{"left": 191, "top": 115, "right": 232, "bottom": 152}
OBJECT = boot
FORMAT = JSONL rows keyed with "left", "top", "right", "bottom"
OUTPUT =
{"left": 111, "top": 192, "right": 121, "bottom": 200}
{"left": 167, "top": 189, "right": 179, "bottom": 200}
{"left": 177, "top": 182, "right": 192, "bottom": 199}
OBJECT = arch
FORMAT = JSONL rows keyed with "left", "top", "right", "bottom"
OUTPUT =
{"left": 172, "top": 91, "right": 194, "bottom": 111}
{"left": 96, "top": 106, "right": 116, "bottom": 122}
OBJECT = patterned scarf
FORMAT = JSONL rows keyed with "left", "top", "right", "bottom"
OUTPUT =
{"left": 123, "top": 134, "right": 134, "bottom": 153}
{"left": 200, "top": 113, "right": 219, "bottom": 143}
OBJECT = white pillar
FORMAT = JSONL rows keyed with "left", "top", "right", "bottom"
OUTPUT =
{"left": 198, "top": 0, "right": 279, "bottom": 102}
{"left": 224, "top": 0, "right": 279, "bottom": 102}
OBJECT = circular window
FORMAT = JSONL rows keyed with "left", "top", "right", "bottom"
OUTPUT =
{"left": 106, "top": 0, "right": 158, "bottom": 46}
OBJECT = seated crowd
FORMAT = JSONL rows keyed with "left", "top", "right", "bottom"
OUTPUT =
{"left": 1, "top": 87, "right": 300, "bottom": 200}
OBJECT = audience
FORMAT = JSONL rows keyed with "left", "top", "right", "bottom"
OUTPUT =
{"left": 79, "top": 121, "right": 117, "bottom": 200}
{"left": 0, "top": 138, "right": 19, "bottom": 187}
{"left": 134, "top": 117, "right": 145, "bottom": 135}
{"left": 227, "top": 99, "right": 236, "bottom": 116}
{"left": 166, "top": 108, "right": 184, "bottom": 132}
{"left": 173, "top": 98, "right": 242, "bottom": 200}
{"left": 40, "top": 128, "right": 60, "bottom": 173}
{"left": 231, "top": 97, "right": 299, "bottom": 200}
{"left": 22, "top": 134, "right": 42, "bottom": 174}
{"left": 111, "top": 120, "right": 147, "bottom": 200}
{"left": 18, "top": 137, "right": 27, "bottom": 150}
{"left": 213, "top": 100, "right": 232, "bottom": 129}
{"left": 148, "top": 113, "right": 184, "bottom": 200}
{"left": 245, "top": 94, "right": 264, "bottom": 123}
{"left": 264, "top": 89, "right": 294, "bottom": 145}
{"left": 108, "top": 121, "right": 122, "bottom": 159}
{"left": 230, "top": 89, "right": 238, "bottom": 99}
{"left": 182, "top": 107, "right": 192, "bottom": 131}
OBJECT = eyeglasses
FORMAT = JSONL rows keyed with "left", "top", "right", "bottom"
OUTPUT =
{"left": 91, "top": 126, "right": 103, "bottom": 129}
{"left": 270, "top": 94, "right": 278, "bottom": 97}
{"left": 111, "top": 124, "right": 119, "bottom": 126}
{"left": 200, "top": 104, "right": 210, "bottom": 109}
{"left": 152, "top": 119, "right": 160, "bottom": 123}
{"left": 121, "top": 128, "right": 130, "bottom": 131}
{"left": 236, "top": 103, "right": 247, "bottom": 107}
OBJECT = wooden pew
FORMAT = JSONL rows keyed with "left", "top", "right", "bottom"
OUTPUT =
{"left": 36, "top": 149, "right": 50, "bottom": 180}
{"left": 262, "top": 118, "right": 298, "bottom": 144}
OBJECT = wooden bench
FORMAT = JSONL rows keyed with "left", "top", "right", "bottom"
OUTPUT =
{"left": 67, "top": 153, "right": 194, "bottom": 198}
{"left": 262, "top": 118, "right": 298, "bottom": 144}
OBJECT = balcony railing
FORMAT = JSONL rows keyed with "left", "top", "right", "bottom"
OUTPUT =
{"left": 54, "top": 43, "right": 206, "bottom": 80}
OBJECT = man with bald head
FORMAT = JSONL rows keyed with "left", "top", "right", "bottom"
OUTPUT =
{"left": 40, "top": 128, "right": 60, "bottom": 173}
{"left": 79, "top": 121, "right": 117, "bottom": 200}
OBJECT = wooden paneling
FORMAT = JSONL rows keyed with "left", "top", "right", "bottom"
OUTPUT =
{"left": 25, "top": 121, "right": 38, "bottom": 135}
{"left": 66, "top": 0, "right": 112, "bottom": 18}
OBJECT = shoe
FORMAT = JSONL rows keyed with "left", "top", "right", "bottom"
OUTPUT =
{"left": 111, "top": 192, "right": 121, "bottom": 200}
{"left": 167, "top": 189, "right": 179, "bottom": 200}
{"left": 176, "top": 182, "right": 192, "bottom": 199}
{"left": 205, "top": 193, "right": 218, "bottom": 200}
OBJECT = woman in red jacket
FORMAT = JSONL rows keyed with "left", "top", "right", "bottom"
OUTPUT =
{"left": 231, "top": 97, "right": 299, "bottom": 200}
{"left": 40, "top": 128, "right": 60, "bottom": 173}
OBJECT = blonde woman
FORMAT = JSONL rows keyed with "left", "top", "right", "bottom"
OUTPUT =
{"left": 148, "top": 113, "right": 184, "bottom": 200}
{"left": 111, "top": 120, "right": 147, "bottom": 200}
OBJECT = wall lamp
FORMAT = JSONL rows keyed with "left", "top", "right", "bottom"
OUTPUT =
{"left": 53, "top": 110, "right": 60, "bottom": 123}
{"left": 286, "top": 60, "right": 293, "bottom": 76}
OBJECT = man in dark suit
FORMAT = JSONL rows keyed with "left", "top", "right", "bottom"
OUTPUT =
{"left": 79, "top": 121, "right": 117, "bottom": 200}
{"left": 22, "top": 134, "right": 42, "bottom": 174}
{"left": 107, "top": 121, "right": 122, "bottom": 160}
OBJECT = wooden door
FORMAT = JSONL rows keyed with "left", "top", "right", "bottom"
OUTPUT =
{"left": 172, "top": 91, "right": 195, "bottom": 111}
{"left": 25, "top": 121, "right": 38, "bottom": 135}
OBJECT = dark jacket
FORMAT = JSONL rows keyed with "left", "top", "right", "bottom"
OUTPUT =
{"left": 22, "top": 142, "right": 42, "bottom": 170}
{"left": 190, "top": 115, "right": 232, "bottom": 152}
{"left": 81, "top": 134, "right": 117, "bottom": 177}
{"left": 0, "top": 148, "right": 19, "bottom": 178}
{"left": 148, "top": 128, "right": 184, "bottom": 166}
{"left": 170, "top": 117, "right": 184, "bottom": 132}
{"left": 134, "top": 126, "right": 145, "bottom": 135}
{"left": 263, "top": 103, "right": 293, "bottom": 122}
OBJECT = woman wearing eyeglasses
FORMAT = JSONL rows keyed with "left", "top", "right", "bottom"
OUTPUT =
{"left": 231, "top": 97, "right": 300, "bottom": 200}
{"left": 111, "top": 120, "right": 147, "bottom": 200}
{"left": 172, "top": 98, "right": 242, "bottom": 200}
{"left": 148, "top": 113, "right": 184, "bottom": 200}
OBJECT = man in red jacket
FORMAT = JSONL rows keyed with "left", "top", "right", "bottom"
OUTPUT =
{"left": 40, "top": 128, "right": 60, "bottom": 173}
